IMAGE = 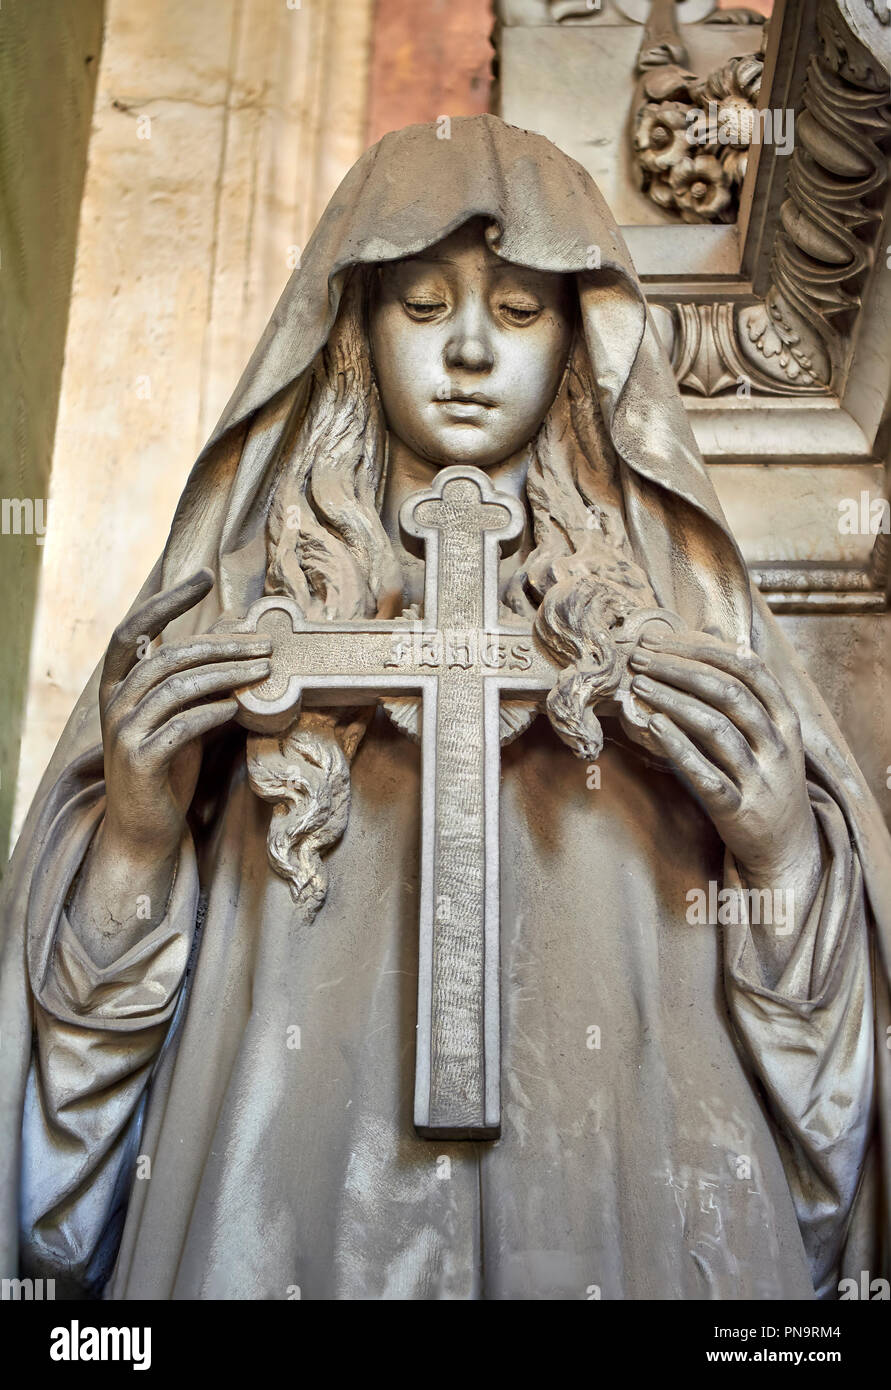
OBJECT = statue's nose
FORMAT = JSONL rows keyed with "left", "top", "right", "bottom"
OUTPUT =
{"left": 444, "top": 306, "right": 494, "bottom": 372}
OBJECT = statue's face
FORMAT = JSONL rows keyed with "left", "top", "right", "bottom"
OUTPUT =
{"left": 369, "top": 219, "right": 574, "bottom": 469}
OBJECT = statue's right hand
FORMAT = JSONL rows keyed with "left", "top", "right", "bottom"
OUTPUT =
{"left": 98, "top": 568, "right": 272, "bottom": 865}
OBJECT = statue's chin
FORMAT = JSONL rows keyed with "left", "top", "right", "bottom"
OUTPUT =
{"left": 414, "top": 437, "right": 520, "bottom": 472}
{"left": 387, "top": 419, "right": 529, "bottom": 472}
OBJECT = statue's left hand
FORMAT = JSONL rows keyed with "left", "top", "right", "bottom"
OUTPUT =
{"left": 625, "top": 631, "right": 822, "bottom": 907}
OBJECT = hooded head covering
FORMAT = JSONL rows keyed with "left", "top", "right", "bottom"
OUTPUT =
{"left": 2, "top": 115, "right": 890, "bottom": 1282}
{"left": 159, "top": 114, "right": 751, "bottom": 647}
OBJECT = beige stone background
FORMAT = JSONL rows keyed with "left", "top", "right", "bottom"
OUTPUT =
{"left": 2, "top": 0, "right": 889, "bottom": 863}
{"left": 5, "top": 0, "right": 376, "bottom": 853}
{"left": 1, "top": 0, "right": 104, "bottom": 859}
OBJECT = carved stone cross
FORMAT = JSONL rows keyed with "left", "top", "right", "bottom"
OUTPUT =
{"left": 232, "top": 466, "right": 561, "bottom": 1140}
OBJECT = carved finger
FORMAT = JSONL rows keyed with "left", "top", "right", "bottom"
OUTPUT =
{"left": 110, "top": 633, "right": 273, "bottom": 713}
{"left": 646, "top": 712, "right": 742, "bottom": 815}
{"left": 101, "top": 569, "right": 215, "bottom": 696}
{"left": 631, "top": 675, "right": 756, "bottom": 781}
{"left": 142, "top": 699, "right": 240, "bottom": 762}
{"left": 640, "top": 633, "right": 794, "bottom": 730}
{"left": 128, "top": 658, "right": 270, "bottom": 736}
{"left": 629, "top": 649, "right": 776, "bottom": 750}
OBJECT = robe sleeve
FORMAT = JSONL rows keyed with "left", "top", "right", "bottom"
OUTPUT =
{"left": 20, "top": 830, "right": 199, "bottom": 1294}
{"left": 722, "top": 783, "right": 874, "bottom": 1299}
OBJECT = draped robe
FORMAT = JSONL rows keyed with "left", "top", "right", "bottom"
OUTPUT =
{"left": 2, "top": 116, "right": 890, "bottom": 1300}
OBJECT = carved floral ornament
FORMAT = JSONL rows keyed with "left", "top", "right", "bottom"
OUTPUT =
{"left": 634, "top": 54, "right": 764, "bottom": 222}
{"left": 504, "top": 1, "right": 890, "bottom": 396}
{"left": 735, "top": 0, "right": 891, "bottom": 396}
{"left": 628, "top": 0, "right": 767, "bottom": 224}
{"left": 527, "top": 0, "right": 891, "bottom": 611}
{"left": 636, "top": 0, "right": 891, "bottom": 400}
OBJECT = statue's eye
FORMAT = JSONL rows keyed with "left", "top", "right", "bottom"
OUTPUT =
{"left": 499, "top": 301, "right": 541, "bottom": 326}
{"left": 403, "top": 298, "right": 446, "bottom": 321}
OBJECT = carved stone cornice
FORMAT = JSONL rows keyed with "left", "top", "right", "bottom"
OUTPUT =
{"left": 668, "top": 299, "right": 833, "bottom": 395}
{"left": 495, "top": 0, "right": 890, "bottom": 613}
{"left": 639, "top": 0, "right": 891, "bottom": 398}
{"left": 499, "top": 1, "right": 890, "bottom": 399}
{"left": 751, "top": 532, "right": 890, "bottom": 613}
{"left": 736, "top": 0, "right": 891, "bottom": 394}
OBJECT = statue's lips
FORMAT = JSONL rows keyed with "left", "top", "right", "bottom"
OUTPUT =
{"left": 436, "top": 395, "right": 496, "bottom": 420}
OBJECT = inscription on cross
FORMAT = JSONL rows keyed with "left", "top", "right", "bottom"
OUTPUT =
{"left": 233, "top": 467, "right": 560, "bottom": 1140}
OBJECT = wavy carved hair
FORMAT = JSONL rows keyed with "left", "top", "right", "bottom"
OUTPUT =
{"left": 247, "top": 265, "right": 656, "bottom": 911}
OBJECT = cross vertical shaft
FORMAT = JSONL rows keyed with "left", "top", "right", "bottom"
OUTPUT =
{"left": 406, "top": 474, "right": 521, "bottom": 1138}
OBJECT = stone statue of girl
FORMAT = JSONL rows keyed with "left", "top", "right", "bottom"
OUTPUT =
{"left": 3, "top": 117, "right": 889, "bottom": 1300}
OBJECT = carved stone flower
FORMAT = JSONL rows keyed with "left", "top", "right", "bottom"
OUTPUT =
{"left": 634, "top": 51, "right": 763, "bottom": 222}
{"left": 648, "top": 176, "right": 678, "bottom": 213}
{"left": 668, "top": 155, "right": 732, "bottom": 222}
{"left": 716, "top": 97, "right": 757, "bottom": 148}
{"left": 722, "top": 143, "right": 749, "bottom": 185}
{"left": 690, "top": 54, "right": 763, "bottom": 187}
{"left": 634, "top": 102, "right": 690, "bottom": 174}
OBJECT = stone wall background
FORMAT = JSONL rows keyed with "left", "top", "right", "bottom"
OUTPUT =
{"left": 0, "top": 0, "right": 104, "bottom": 860}
{"left": 781, "top": 612, "right": 890, "bottom": 828}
